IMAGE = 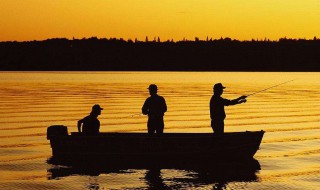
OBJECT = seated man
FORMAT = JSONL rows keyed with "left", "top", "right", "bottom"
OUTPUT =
{"left": 78, "top": 104, "right": 103, "bottom": 135}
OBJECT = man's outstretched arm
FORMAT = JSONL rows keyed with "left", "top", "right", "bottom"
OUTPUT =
{"left": 228, "top": 95, "right": 247, "bottom": 105}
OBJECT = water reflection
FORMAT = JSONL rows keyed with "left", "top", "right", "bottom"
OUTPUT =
{"left": 145, "top": 169, "right": 166, "bottom": 189}
{"left": 47, "top": 157, "right": 260, "bottom": 189}
{"left": 86, "top": 177, "right": 100, "bottom": 190}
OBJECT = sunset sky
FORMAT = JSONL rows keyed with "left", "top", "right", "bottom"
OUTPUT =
{"left": 1, "top": 0, "right": 319, "bottom": 41}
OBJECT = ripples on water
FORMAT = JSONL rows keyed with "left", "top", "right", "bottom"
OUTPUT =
{"left": 0, "top": 72, "right": 319, "bottom": 189}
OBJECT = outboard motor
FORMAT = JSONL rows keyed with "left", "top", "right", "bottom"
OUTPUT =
{"left": 47, "top": 125, "right": 68, "bottom": 140}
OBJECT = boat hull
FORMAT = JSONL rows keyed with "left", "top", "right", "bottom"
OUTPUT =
{"left": 48, "top": 131, "right": 264, "bottom": 161}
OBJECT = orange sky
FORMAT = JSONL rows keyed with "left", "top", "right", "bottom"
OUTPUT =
{"left": 1, "top": 0, "right": 319, "bottom": 41}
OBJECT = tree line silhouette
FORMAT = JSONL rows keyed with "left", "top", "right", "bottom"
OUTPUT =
{"left": 0, "top": 37, "right": 319, "bottom": 71}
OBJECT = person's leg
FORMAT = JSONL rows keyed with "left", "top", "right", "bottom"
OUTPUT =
{"left": 155, "top": 117, "right": 164, "bottom": 134}
{"left": 147, "top": 118, "right": 156, "bottom": 134}
{"left": 212, "top": 119, "right": 224, "bottom": 135}
{"left": 211, "top": 120, "right": 215, "bottom": 132}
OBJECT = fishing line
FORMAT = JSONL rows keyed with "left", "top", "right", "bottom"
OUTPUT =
{"left": 246, "top": 79, "right": 296, "bottom": 97}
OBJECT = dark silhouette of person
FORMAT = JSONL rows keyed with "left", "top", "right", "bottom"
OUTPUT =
{"left": 78, "top": 104, "right": 103, "bottom": 135}
{"left": 145, "top": 169, "right": 166, "bottom": 189}
{"left": 142, "top": 84, "right": 167, "bottom": 134}
{"left": 210, "top": 83, "right": 247, "bottom": 134}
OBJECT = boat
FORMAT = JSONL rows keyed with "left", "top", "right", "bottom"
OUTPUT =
{"left": 47, "top": 125, "right": 264, "bottom": 161}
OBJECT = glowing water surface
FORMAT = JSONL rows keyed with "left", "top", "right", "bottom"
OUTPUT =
{"left": 0, "top": 72, "right": 319, "bottom": 189}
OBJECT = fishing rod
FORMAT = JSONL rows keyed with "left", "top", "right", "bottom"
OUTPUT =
{"left": 130, "top": 113, "right": 143, "bottom": 117}
{"left": 115, "top": 113, "right": 143, "bottom": 119}
{"left": 120, "top": 79, "right": 295, "bottom": 118}
{"left": 246, "top": 79, "right": 296, "bottom": 97}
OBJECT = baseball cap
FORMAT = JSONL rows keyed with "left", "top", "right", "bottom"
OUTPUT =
{"left": 214, "top": 83, "right": 226, "bottom": 89}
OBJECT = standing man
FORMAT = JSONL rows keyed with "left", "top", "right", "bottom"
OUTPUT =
{"left": 78, "top": 104, "right": 103, "bottom": 135}
{"left": 142, "top": 84, "right": 167, "bottom": 134}
{"left": 210, "top": 83, "right": 247, "bottom": 134}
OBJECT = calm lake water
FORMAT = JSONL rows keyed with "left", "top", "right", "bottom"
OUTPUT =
{"left": 0, "top": 72, "right": 319, "bottom": 190}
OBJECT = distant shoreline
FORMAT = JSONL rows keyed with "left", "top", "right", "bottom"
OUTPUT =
{"left": 1, "top": 37, "right": 319, "bottom": 71}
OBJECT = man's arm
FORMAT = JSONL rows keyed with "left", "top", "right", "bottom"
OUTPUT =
{"left": 142, "top": 99, "right": 149, "bottom": 115}
{"left": 77, "top": 119, "right": 83, "bottom": 132}
{"left": 162, "top": 97, "right": 167, "bottom": 113}
{"left": 210, "top": 97, "right": 214, "bottom": 119}
{"left": 97, "top": 120, "right": 100, "bottom": 133}
{"left": 226, "top": 96, "right": 247, "bottom": 106}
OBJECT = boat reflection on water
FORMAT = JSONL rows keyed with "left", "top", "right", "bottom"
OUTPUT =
{"left": 47, "top": 156, "right": 261, "bottom": 189}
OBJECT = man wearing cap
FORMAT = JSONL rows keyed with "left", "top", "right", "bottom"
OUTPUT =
{"left": 78, "top": 104, "right": 103, "bottom": 135}
{"left": 142, "top": 84, "right": 167, "bottom": 134}
{"left": 210, "top": 83, "right": 247, "bottom": 134}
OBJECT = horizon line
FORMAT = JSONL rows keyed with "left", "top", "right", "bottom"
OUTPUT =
{"left": 1, "top": 36, "right": 319, "bottom": 43}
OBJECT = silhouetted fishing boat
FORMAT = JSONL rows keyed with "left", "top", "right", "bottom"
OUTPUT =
{"left": 47, "top": 125, "right": 264, "bottom": 161}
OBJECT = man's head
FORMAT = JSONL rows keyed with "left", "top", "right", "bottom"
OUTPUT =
{"left": 91, "top": 104, "right": 103, "bottom": 115}
{"left": 213, "top": 83, "right": 226, "bottom": 96}
{"left": 148, "top": 84, "right": 158, "bottom": 95}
